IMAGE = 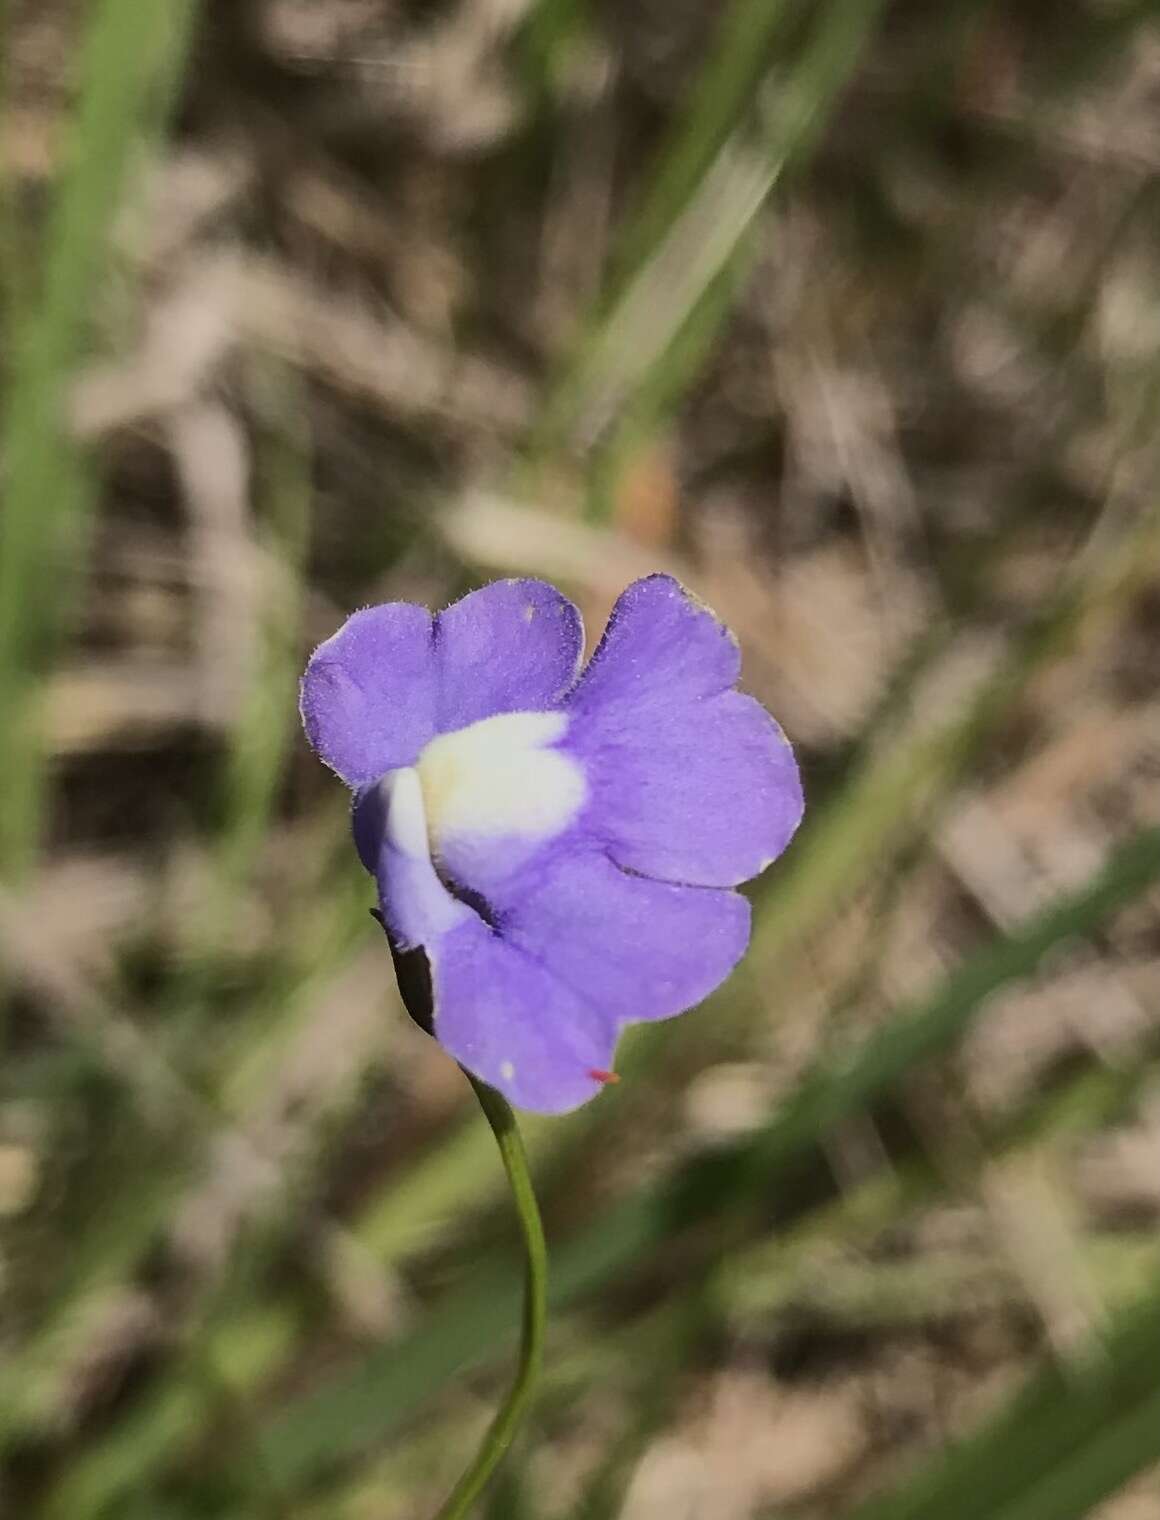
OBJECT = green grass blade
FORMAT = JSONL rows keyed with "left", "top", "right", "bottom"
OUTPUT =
{"left": 535, "top": 0, "right": 889, "bottom": 464}
{"left": 847, "top": 1284, "right": 1160, "bottom": 1520}
{"left": 0, "top": 0, "right": 198, "bottom": 878}
{"left": 990, "top": 1384, "right": 1160, "bottom": 1520}
{"left": 609, "top": 0, "right": 798, "bottom": 285}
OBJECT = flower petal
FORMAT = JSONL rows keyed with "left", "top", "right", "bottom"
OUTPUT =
{"left": 501, "top": 844, "right": 751, "bottom": 1026}
{"left": 432, "top": 917, "right": 616, "bottom": 1113}
{"left": 434, "top": 578, "right": 584, "bottom": 731}
{"left": 565, "top": 575, "right": 803, "bottom": 886}
{"left": 301, "top": 603, "right": 437, "bottom": 786}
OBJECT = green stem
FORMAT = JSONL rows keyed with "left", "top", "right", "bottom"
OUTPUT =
{"left": 431, "top": 1074, "right": 549, "bottom": 1520}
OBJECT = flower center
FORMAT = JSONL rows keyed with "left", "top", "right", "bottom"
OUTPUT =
{"left": 415, "top": 711, "right": 586, "bottom": 861}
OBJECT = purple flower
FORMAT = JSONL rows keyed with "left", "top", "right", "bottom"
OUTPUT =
{"left": 301, "top": 575, "right": 803, "bottom": 1114}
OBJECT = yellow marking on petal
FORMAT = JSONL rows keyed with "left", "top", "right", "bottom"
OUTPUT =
{"left": 500, "top": 1060, "right": 515, "bottom": 1082}
{"left": 416, "top": 711, "right": 585, "bottom": 854}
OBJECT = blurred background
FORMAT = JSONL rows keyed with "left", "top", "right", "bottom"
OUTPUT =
{"left": 2, "top": 1, "right": 1160, "bottom": 1517}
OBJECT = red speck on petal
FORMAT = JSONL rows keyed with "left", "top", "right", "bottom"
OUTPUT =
{"left": 588, "top": 1069, "right": 620, "bottom": 1085}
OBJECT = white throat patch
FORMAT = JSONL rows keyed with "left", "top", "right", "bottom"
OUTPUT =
{"left": 416, "top": 710, "right": 585, "bottom": 856}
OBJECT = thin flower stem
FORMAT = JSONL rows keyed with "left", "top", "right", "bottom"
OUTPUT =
{"left": 431, "top": 1073, "right": 549, "bottom": 1520}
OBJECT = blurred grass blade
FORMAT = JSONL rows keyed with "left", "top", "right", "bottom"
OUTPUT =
{"left": 847, "top": 1284, "right": 1160, "bottom": 1520}
{"left": 609, "top": 0, "right": 798, "bottom": 285}
{"left": 518, "top": 0, "right": 587, "bottom": 103}
{"left": 0, "top": 0, "right": 197, "bottom": 878}
{"left": 990, "top": 1384, "right": 1160, "bottom": 1520}
{"left": 0, "top": 0, "right": 28, "bottom": 317}
{"left": 192, "top": 368, "right": 313, "bottom": 959}
{"left": 536, "top": 0, "right": 888, "bottom": 462}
